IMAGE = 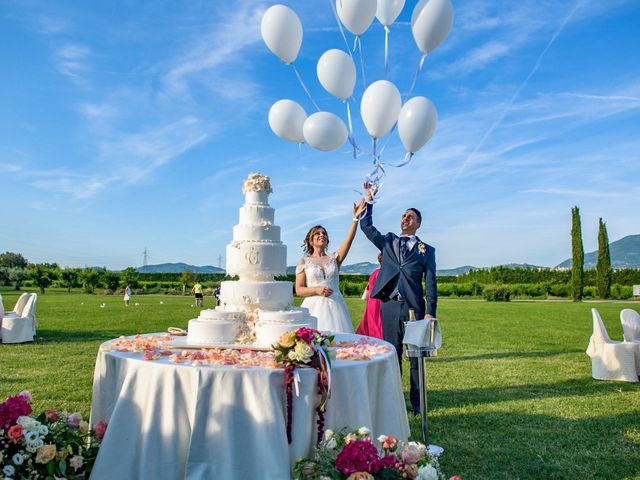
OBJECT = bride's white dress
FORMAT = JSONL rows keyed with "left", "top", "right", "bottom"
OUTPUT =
{"left": 297, "top": 253, "right": 354, "bottom": 334}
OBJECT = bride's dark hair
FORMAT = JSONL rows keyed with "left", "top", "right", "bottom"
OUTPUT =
{"left": 302, "top": 225, "right": 329, "bottom": 255}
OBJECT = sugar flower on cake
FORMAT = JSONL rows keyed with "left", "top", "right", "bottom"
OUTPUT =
{"left": 242, "top": 172, "right": 273, "bottom": 194}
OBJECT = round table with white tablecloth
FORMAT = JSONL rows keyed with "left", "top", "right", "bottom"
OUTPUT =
{"left": 89, "top": 333, "right": 410, "bottom": 479}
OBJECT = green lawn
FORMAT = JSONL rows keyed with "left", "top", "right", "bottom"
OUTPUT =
{"left": 1, "top": 289, "right": 639, "bottom": 479}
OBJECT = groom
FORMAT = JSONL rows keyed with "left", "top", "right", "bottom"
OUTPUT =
{"left": 360, "top": 191, "right": 437, "bottom": 415}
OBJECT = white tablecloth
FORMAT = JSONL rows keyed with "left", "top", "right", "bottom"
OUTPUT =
{"left": 90, "top": 333, "right": 410, "bottom": 479}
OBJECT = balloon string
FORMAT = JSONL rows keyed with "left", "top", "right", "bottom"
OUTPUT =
{"left": 384, "top": 26, "right": 390, "bottom": 78}
{"left": 328, "top": 0, "right": 353, "bottom": 60}
{"left": 357, "top": 36, "right": 367, "bottom": 90}
{"left": 386, "top": 152, "right": 414, "bottom": 168}
{"left": 405, "top": 53, "right": 427, "bottom": 102}
{"left": 292, "top": 63, "right": 321, "bottom": 112}
{"left": 346, "top": 100, "right": 359, "bottom": 159}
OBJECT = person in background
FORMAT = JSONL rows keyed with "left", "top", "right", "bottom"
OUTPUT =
{"left": 191, "top": 279, "right": 204, "bottom": 307}
{"left": 123, "top": 285, "right": 132, "bottom": 307}
{"left": 214, "top": 286, "right": 221, "bottom": 306}
{"left": 356, "top": 252, "right": 384, "bottom": 339}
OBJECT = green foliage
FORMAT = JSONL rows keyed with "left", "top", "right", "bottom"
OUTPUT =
{"left": 610, "top": 284, "right": 633, "bottom": 300}
{"left": 103, "top": 270, "right": 121, "bottom": 291}
{"left": 339, "top": 280, "right": 367, "bottom": 296}
{"left": 8, "top": 267, "right": 29, "bottom": 290}
{"left": 120, "top": 267, "right": 140, "bottom": 289}
{"left": 82, "top": 269, "right": 103, "bottom": 293}
{"left": 596, "top": 218, "right": 613, "bottom": 299}
{"left": 0, "top": 251, "right": 29, "bottom": 269}
{"left": 29, "top": 263, "right": 59, "bottom": 293}
{"left": 60, "top": 268, "right": 82, "bottom": 292}
{"left": 571, "top": 206, "right": 584, "bottom": 301}
{"left": 179, "top": 270, "right": 195, "bottom": 288}
{"left": 483, "top": 285, "right": 511, "bottom": 301}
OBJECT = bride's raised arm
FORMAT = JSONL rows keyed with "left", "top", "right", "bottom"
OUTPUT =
{"left": 335, "top": 199, "right": 367, "bottom": 266}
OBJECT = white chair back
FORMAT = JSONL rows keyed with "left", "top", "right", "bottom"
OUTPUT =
{"left": 621, "top": 309, "right": 640, "bottom": 342}
{"left": 21, "top": 295, "right": 35, "bottom": 320}
{"left": 13, "top": 293, "right": 31, "bottom": 316}
{"left": 591, "top": 308, "right": 611, "bottom": 343}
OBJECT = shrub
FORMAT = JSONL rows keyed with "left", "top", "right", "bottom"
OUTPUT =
{"left": 583, "top": 286, "right": 597, "bottom": 298}
{"left": 548, "top": 284, "right": 569, "bottom": 297}
{"left": 610, "top": 284, "right": 633, "bottom": 300}
{"left": 438, "top": 283, "right": 454, "bottom": 297}
{"left": 483, "top": 285, "right": 511, "bottom": 302}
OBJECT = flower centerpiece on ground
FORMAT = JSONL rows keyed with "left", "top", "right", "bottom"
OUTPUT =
{"left": 294, "top": 427, "right": 456, "bottom": 480}
{"left": 0, "top": 391, "right": 106, "bottom": 479}
{"left": 273, "top": 327, "right": 333, "bottom": 444}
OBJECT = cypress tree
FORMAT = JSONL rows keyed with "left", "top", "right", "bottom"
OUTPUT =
{"left": 571, "top": 206, "right": 584, "bottom": 301}
{"left": 596, "top": 218, "right": 612, "bottom": 299}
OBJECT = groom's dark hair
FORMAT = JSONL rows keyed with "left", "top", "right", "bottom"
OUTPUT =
{"left": 407, "top": 207, "right": 422, "bottom": 224}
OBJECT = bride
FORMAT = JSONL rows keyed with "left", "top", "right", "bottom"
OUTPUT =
{"left": 295, "top": 199, "right": 367, "bottom": 333}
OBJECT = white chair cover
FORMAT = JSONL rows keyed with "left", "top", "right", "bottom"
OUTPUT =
{"left": 1, "top": 295, "right": 36, "bottom": 344}
{"left": 586, "top": 308, "right": 638, "bottom": 382}
{"left": 620, "top": 309, "right": 640, "bottom": 343}
{"left": 5, "top": 293, "right": 30, "bottom": 317}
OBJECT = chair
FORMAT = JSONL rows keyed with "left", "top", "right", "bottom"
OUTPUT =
{"left": 620, "top": 309, "right": 640, "bottom": 343}
{"left": 586, "top": 308, "right": 638, "bottom": 382}
{"left": 5, "top": 293, "right": 30, "bottom": 316}
{"left": 1, "top": 294, "right": 37, "bottom": 344}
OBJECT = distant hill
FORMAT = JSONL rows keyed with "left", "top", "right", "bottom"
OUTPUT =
{"left": 137, "top": 263, "right": 225, "bottom": 274}
{"left": 556, "top": 234, "right": 640, "bottom": 269}
{"left": 437, "top": 265, "right": 477, "bottom": 276}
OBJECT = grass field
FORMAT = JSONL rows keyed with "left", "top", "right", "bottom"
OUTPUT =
{"left": 1, "top": 288, "right": 639, "bottom": 479}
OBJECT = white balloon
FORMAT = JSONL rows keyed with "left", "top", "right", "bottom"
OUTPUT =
{"left": 336, "top": 0, "right": 377, "bottom": 35}
{"left": 411, "top": 0, "right": 454, "bottom": 54}
{"left": 317, "top": 49, "right": 356, "bottom": 101}
{"left": 376, "top": 0, "right": 405, "bottom": 27}
{"left": 261, "top": 5, "right": 303, "bottom": 64}
{"left": 360, "top": 80, "right": 402, "bottom": 139}
{"left": 303, "top": 112, "right": 348, "bottom": 152}
{"left": 269, "top": 99, "right": 307, "bottom": 143}
{"left": 397, "top": 97, "right": 438, "bottom": 153}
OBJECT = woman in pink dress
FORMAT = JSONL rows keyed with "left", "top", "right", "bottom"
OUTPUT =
{"left": 356, "top": 253, "right": 383, "bottom": 339}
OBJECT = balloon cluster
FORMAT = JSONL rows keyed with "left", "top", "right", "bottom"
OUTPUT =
{"left": 262, "top": 0, "right": 454, "bottom": 201}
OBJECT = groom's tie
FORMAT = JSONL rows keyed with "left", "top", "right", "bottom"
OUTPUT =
{"left": 400, "top": 237, "right": 408, "bottom": 261}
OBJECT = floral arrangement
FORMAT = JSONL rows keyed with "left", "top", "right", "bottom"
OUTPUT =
{"left": 242, "top": 172, "right": 273, "bottom": 194}
{"left": 273, "top": 327, "right": 334, "bottom": 445}
{"left": 0, "top": 391, "right": 107, "bottom": 479}
{"left": 294, "top": 427, "right": 458, "bottom": 480}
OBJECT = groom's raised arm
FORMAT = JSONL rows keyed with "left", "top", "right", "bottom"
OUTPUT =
{"left": 359, "top": 203, "right": 386, "bottom": 251}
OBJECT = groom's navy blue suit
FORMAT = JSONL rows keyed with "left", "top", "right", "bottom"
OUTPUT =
{"left": 360, "top": 203, "right": 437, "bottom": 411}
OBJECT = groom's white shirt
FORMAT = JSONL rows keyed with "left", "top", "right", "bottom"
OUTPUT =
{"left": 400, "top": 234, "right": 417, "bottom": 251}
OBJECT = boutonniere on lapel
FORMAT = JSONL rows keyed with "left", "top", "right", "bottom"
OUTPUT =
{"left": 418, "top": 242, "right": 427, "bottom": 255}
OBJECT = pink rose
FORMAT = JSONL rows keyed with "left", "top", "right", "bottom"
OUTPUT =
{"left": 296, "top": 327, "right": 318, "bottom": 344}
{"left": 449, "top": 476, "right": 463, "bottom": 480}
{"left": 67, "top": 412, "right": 83, "bottom": 428}
{"left": 45, "top": 408, "right": 59, "bottom": 421}
{"left": 8, "top": 424, "right": 23, "bottom": 443}
{"left": 18, "top": 391, "right": 32, "bottom": 403}
{"left": 69, "top": 455, "right": 84, "bottom": 471}
{"left": 93, "top": 420, "right": 107, "bottom": 440}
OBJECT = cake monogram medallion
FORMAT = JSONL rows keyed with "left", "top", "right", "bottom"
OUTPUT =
{"left": 245, "top": 246, "right": 260, "bottom": 265}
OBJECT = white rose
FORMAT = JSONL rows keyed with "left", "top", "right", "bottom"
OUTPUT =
{"left": 358, "top": 427, "right": 370, "bottom": 436}
{"left": 417, "top": 464, "right": 438, "bottom": 480}
{"left": 11, "top": 453, "right": 24, "bottom": 465}
{"left": 324, "top": 429, "right": 334, "bottom": 440}
{"left": 326, "top": 438, "right": 337, "bottom": 450}
{"left": 2, "top": 465, "right": 15, "bottom": 477}
{"left": 377, "top": 434, "right": 387, "bottom": 443}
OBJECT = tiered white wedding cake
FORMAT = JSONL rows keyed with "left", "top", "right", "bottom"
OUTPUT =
{"left": 187, "top": 173, "right": 317, "bottom": 347}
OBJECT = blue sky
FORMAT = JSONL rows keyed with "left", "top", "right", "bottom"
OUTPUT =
{"left": 1, "top": 0, "right": 639, "bottom": 270}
